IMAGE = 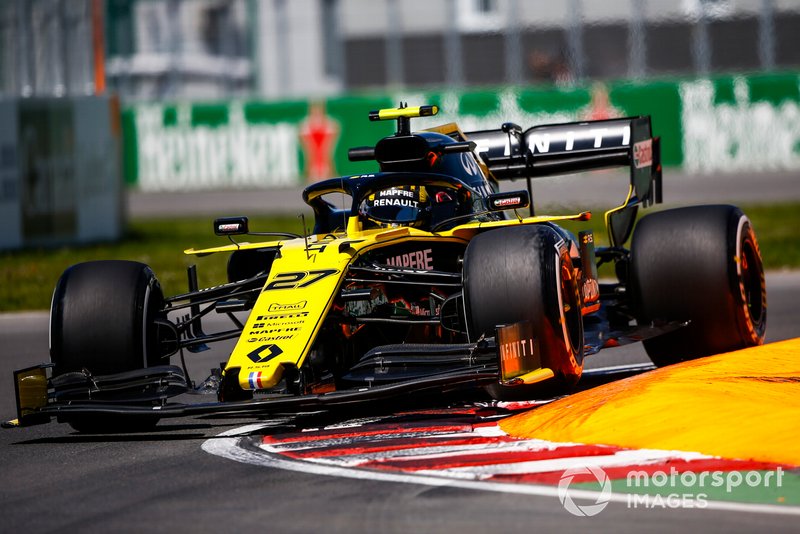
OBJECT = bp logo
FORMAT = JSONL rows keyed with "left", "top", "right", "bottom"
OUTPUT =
{"left": 557, "top": 465, "right": 613, "bottom": 517}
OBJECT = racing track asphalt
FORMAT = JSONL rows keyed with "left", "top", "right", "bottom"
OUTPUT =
{"left": 0, "top": 271, "right": 798, "bottom": 533}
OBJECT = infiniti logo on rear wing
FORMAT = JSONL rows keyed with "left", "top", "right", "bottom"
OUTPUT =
{"left": 525, "top": 121, "right": 632, "bottom": 155}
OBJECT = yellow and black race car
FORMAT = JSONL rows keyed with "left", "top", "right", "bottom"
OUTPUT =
{"left": 6, "top": 105, "right": 766, "bottom": 432}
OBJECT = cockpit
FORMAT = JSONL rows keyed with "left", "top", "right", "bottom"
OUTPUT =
{"left": 302, "top": 104, "right": 529, "bottom": 234}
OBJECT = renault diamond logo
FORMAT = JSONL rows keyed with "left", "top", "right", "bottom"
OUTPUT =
{"left": 247, "top": 344, "right": 284, "bottom": 364}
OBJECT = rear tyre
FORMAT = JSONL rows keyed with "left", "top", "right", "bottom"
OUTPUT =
{"left": 630, "top": 205, "right": 766, "bottom": 366}
{"left": 50, "top": 260, "right": 166, "bottom": 431}
{"left": 464, "top": 225, "right": 584, "bottom": 399}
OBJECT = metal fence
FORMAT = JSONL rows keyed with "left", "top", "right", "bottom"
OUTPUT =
{"left": 0, "top": 0, "right": 98, "bottom": 97}
{"left": 0, "top": 0, "right": 253, "bottom": 100}
{"left": 341, "top": 0, "right": 800, "bottom": 91}
{"left": 1, "top": 0, "right": 798, "bottom": 100}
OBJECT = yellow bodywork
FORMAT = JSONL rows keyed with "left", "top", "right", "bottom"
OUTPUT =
{"left": 372, "top": 105, "right": 438, "bottom": 121}
{"left": 14, "top": 367, "right": 48, "bottom": 418}
{"left": 228, "top": 237, "right": 351, "bottom": 389}
{"left": 186, "top": 211, "right": 591, "bottom": 391}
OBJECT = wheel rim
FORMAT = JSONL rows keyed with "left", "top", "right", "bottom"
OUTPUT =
{"left": 739, "top": 231, "right": 766, "bottom": 338}
{"left": 559, "top": 258, "right": 583, "bottom": 366}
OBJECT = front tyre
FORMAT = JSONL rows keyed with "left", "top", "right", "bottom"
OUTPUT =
{"left": 631, "top": 205, "right": 766, "bottom": 366}
{"left": 50, "top": 260, "right": 166, "bottom": 431}
{"left": 464, "top": 225, "right": 584, "bottom": 399}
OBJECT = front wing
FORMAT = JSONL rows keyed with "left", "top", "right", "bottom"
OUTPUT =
{"left": 3, "top": 363, "right": 498, "bottom": 428}
{"left": 2, "top": 322, "right": 565, "bottom": 428}
{"left": 4, "top": 314, "right": 682, "bottom": 429}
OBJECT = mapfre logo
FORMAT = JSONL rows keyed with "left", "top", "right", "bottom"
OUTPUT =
{"left": 268, "top": 301, "right": 307, "bottom": 313}
{"left": 558, "top": 465, "right": 613, "bottom": 517}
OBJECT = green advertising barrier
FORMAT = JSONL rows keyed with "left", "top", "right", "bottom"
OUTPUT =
{"left": 121, "top": 72, "right": 800, "bottom": 191}
{"left": 678, "top": 72, "right": 800, "bottom": 173}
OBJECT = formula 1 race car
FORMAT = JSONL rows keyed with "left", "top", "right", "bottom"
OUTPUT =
{"left": 6, "top": 104, "right": 767, "bottom": 431}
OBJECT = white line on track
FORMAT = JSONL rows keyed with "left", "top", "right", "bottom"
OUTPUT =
{"left": 202, "top": 424, "right": 800, "bottom": 517}
{"left": 413, "top": 449, "right": 710, "bottom": 478}
{"left": 264, "top": 439, "right": 569, "bottom": 466}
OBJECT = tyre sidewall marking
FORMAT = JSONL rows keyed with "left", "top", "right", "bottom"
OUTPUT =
{"left": 734, "top": 216, "right": 766, "bottom": 345}
{"left": 142, "top": 280, "right": 152, "bottom": 369}
{"left": 553, "top": 240, "right": 581, "bottom": 375}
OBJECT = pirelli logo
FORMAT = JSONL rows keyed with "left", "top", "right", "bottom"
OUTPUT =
{"left": 256, "top": 312, "right": 309, "bottom": 321}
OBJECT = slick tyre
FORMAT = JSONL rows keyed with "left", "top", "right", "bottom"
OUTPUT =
{"left": 630, "top": 205, "right": 766, "bottom": 366}
{"left": 51, "top": 260, "right": 165, "bottom": 375}
{"left": 50, "top": 261, "right": 166, "bottom": 431}
{"left": 464, "top": 225, "right": 584, "bottom": 399}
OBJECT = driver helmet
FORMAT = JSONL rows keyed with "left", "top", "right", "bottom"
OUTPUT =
{"left": 361, "top": 185, "right": 430, "bottom": 228}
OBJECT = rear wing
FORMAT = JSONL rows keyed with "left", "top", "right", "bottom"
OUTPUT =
{"left": 466, "top": 116, "right": 662, "bottom": 208}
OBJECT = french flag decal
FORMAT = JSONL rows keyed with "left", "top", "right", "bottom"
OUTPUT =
{"left": 248, "top": 372, "right": 263, "bottom": 389}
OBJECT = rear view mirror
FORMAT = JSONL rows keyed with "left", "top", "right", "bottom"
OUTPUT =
{"left": 486, "top": 191, "right": 530, "bottom": 212}
{"left": 214, "top": 216, "right": 249, "bottom": 236}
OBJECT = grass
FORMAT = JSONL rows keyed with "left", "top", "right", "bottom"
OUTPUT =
{"left": 1, "top": 203, "right": 797, "bottom": 312}
{"left": 0, "top": 216, "right": 305, "bottom": 312}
